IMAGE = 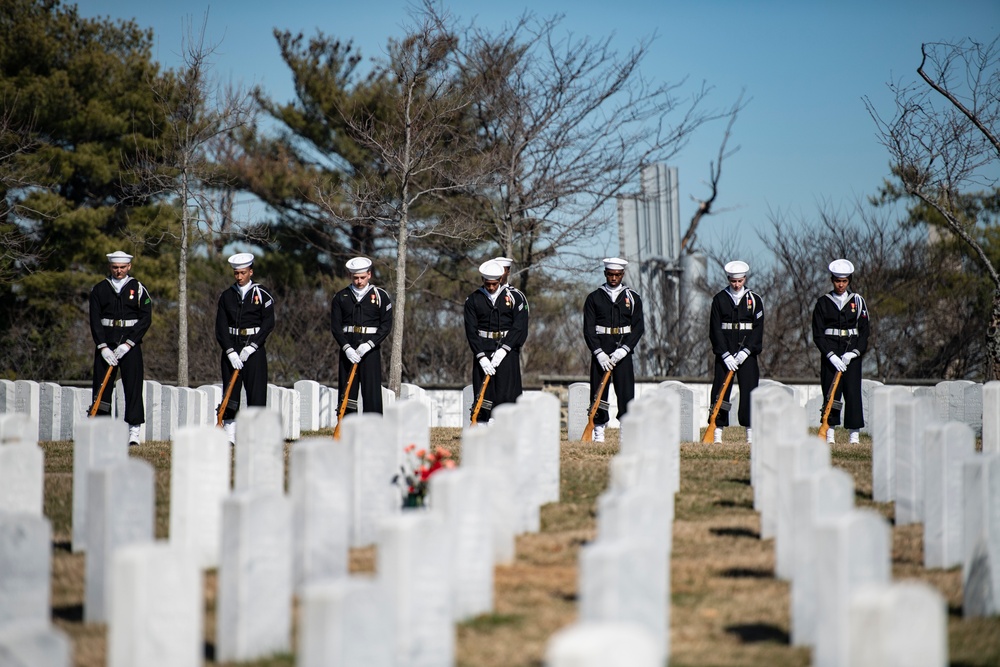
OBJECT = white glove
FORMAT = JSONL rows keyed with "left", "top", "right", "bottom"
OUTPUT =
{"left": 114, "top": 343, "right": 131, "bottom": 360}
{"left": 829, "top": 354, "right": 847, "bottom": 373}
{"left": 227, "top": 351, "right": 243, "bottom": 370}
{"left": 491, "top": 348, "right": 507, "bottom": 367}
{"left": 596, "top": 351, "right": 614, "bottom": 372}
{"left": 344, "top": 346, "right": 362, "bottom": 364}
{"left": 239, "top": 345, "right": 255, "bottom": 363}
{"left": 723, "top": 354, "right": 739, "bottom": 372}
{"left": 100, "top": 347, "right": 118, "bottom": 366}
{"left": 479, "top": 356, "right": 496, "bottom": 376}
{"left": 841, "top": 351, "right": 857, "bottom": 366}
{"left": 734, "top": 350, "right": 749, "bottom": 366}
{"left": 357, "top": 342, "right": 373, "bottom": 357}
{"left": 610, "top": 348, "right": 628, "bottom": 365}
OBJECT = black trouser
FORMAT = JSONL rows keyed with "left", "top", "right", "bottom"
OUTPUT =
{"left": 820, "top": 356, "right": 864, "bottom": 429}
{"left": 471, "top": 349, "right": 522, "bottom": 421}
{"left": 709, "top": 355, "right": 759, "bottom": 428}
{"left": 589, "top": 354, "right": 635, "bottom": 426}
{"left": 338, "top": 346, "right": 384, "bottom": 415}
{"left": 220, "top": 343, "right": 268, "bottom": 420}
{"left": 92, "top": 345, "right": 145, "bottom": 425}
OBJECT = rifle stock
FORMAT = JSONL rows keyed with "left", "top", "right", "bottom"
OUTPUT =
{"left": 818, "top": 371, "right": 843, "bottom": 440}
{"left": 702, "top": 369, "right": 736, "bottom": 443}
{"left": 470, "top": 375, "right": 491, "bottom": 425}
{"left": 217, "top": 369, "right": 240, "bottom": 427}
{"left": 89, "top": 365, "right": 115, "bottom": 418}
{"left": 333, "top": 363, "right": 358, "bottom": 440}
{"left": 581, "top": 369, "right": 613, "bottom": 442}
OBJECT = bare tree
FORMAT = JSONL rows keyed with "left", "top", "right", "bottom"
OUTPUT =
{"left": 127, "top": 16, "right": 255, "bottom": 386}
{"left": 0, "top": 100, "right": 42, "bottom": 284}
{"left": 865, "top": 37, "right": 1000, "bottom": 380}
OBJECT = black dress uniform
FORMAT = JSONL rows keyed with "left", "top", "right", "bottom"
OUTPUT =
{"left": 708, "top": 286, "right": 764, "bottom": 428}
{"left": 330, "top": 283, "right": 393, "bottom": 414}
{"left": 812, "top": 289, "right": 870, "bottom": 429}
{"left": 582, "top": 283, "right": 645, "bottom": 426}
{"left": 464, "top": 284, "right": 529, "bottom": 421}
{"left": 215, "top": 281, "right": 275, "bottom": 419}
{"left": 89, "top": 275, "right": 153, "bottom": 424}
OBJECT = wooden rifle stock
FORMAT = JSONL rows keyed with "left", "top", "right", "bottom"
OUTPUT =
{"left": 581, "top": 369, "right": 613, "bottom": 442}
{"left": 333, "top": 363, "right": 358, "bottom": 440}
{"left": 89, "top": 365, "right": 115, "bottom": 418}
{"left": 470, "top": 375, "right": 491, "bottom": 426}
{"left": 217, "top": 369, "right": 240, "bottom": 427}
{"left": 818, "top": 371, "right": 843, "bottom": 440}
{"left": 702, "top": 369, "right": 736, "bottom": 443}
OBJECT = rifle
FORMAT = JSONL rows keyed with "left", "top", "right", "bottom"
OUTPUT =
{"left": 818, "top": 371, "right": 843, "bottom": 441}
{"left": 702, "top": 369, "right": 736, "bottom": 443}
{"left": 581, "top": 369, "right": 613, "bottom": 442}
{"left": 470, "top": 375, "right": 491, "bottom": 426}
{"left": 217, "top": 369, "right": 240, "bottom": 427}
{"left": 89, "top": 366, "right": 114, "bottom": 418}
{"left": 333, "top": 363, "right": 358, "bottom": 440}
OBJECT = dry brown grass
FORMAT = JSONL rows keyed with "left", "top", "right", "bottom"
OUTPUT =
{"left": 41, "top": 424, "right": 1000, "bottom": 667}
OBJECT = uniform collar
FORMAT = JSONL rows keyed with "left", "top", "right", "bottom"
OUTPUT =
{"left": 350, "top": 283, "right": 374, "bottom": 300}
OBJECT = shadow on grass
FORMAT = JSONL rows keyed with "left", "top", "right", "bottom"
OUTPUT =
{"left": 724, "top": 623, "right": 789, "bottom": 644}
{"left": 52, "top": 539, "right": 72, "bottom": 552}
{"left": 725, "top": 477, "right": 751, "bottom": 486}
{"left": 855, "top": 489, "right": 873, "bottom": 501}
{"left": 204, "top": 642, "right": 215, "bottom": 662}
{"left": 710, "top": 526, "right": 760, "bottom": 540}
{"left": 714, "top": 499, "right": 754, "bottom": 510}
{"left": 52, "top": 604, "right": 82, "bottom": 622}
{"left": 720, "top": 567, "right": 772, "bottom": 579}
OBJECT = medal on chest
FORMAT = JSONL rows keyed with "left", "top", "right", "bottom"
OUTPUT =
{"left": 746, "top": 294, "right": 753, "bottom": 311}
{"left": 504, "top": 293, "right": 512, "bottom": 308}
{"left": 370, "top": 292, "right": 377, "bottom": 304}
{"left": 849, "top": 301, "right": 856, "bottom": 314}
{"left": 253, "top": 291, "right": 260, "bottom": 305}
{"left": 129, "top": 289, "right": 135, "bottom": 301}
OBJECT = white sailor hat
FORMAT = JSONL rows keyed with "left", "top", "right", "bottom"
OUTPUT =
{"left": 106, "top": 250, "right": 133, "bottom": 263}
{"left": 493, "top": 256, "right": 513, "bottom": 268}
{"left": 346, "top": 256, "right": 373, "bottom": 273}
{"left": 724, "top": 260, "right": 749, "bottom": 278}
{"left": 602, "top": 257, "right": 628, "bottom": 271}
{"left": 228, "top": 252, "right": 254, "bottom": 270}
{"left": 828, "top": 259, "right": 855, "bottom": 278}
{"left": 479, "top": 260, "right": 504, "bottom": 280}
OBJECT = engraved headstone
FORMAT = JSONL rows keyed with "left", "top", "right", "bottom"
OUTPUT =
{"left": 71, "top": 418, "right": 128, "bottom": 552}
{"left": 290, "top": 437, "right": 350, "bottom": 590}
{"left": 567, "top": 381, "right": 591, "bottom": 441}
{"left": 460, "top": 425, "right": 516, "bottom": 564}
{"left": 923, "top": 421, "right": 976, "bottom": 568}
{"left": 38, "top": 382, "right": 62, "bottom": 441}
{"left": 61, "top": 387, "right": 90, "bottom": 442}
{"left": 517, "top": 391, "right": 561, "bottom": 504}
{"left": 295, "top": 380, "right": 321, "bottom": 432}
{"left": 234, "top": 407, "right": 284, "bottom": 494}
{"left": 0, "top": 513, "right": 51, "bottom": 628}
{"left": 0, "top": 443, "right": 43, "bottom": 515}
{"left": 657, "top": 381, "right": 696, "bottom": 442}
{"left": 871, "top": 386, "right": 911, "bottom": 502}
{"left": 169, "top": 425, "right": 232, "bottom": 568}
{"left": 13, "top": 381, "right": 40, "bottom": 440}
{"left": 894, "top": 394, "right": 936, "bottom": 525}
{"left": 341, "top": 414, "right": 400, "bottom": 548}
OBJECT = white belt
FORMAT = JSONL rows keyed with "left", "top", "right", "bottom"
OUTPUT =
{"left": 101, "top": 318, "right": 137, "bottom": 327}
{"left": 721, "top": 323, "right": 753, "bottom": 330}
{"left": 229, "top": 327, "right": 260, "bottom": 336}
{"left": 343, "top": 326, "right": 378, "bottom": 334}
{"left": 824, "top": 328, "right": 858, "bottom": 336}
{"left": 595, "top": 325, "right": 630, "bottom": 334}
{"left": 478, "top": 329, "right": 508, "bottom": 340}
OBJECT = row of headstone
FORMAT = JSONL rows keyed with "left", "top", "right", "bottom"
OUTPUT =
{"left": 747, "top": 383, "right": 950, "bottom": 666}
{"left": 0, "top": 414, "right": 72, "bottom": 665}
{"left": 547, "top": 386, "right": 681, "bottom": 666}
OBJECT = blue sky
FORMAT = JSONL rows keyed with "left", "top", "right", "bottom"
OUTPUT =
{"left": 76, "top": 0, "right": 999, "bottom": 267}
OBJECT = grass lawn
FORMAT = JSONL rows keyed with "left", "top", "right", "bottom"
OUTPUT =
{"left": 41, "top": 425, "right": 1000, "bottom": 666}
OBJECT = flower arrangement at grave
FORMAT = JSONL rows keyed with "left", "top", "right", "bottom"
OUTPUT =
{"left": 392, "top": 444, "right": 456, "bottom": 508}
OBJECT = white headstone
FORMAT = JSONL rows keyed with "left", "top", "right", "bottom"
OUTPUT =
{"left": 385, "top": 400, "right": 431, "bottom": 458}
{"left": 983, "top": 381, "right": 1000, "bottom": 455}
{"left": 38, "top": 382, "right": 62, "bottom": 441}
{"left": 341, "top": 414, "right": 400, "bottom": 548}
{"left": 13, "top": 381, "right": 40, "bottom": 441}
{"left": 776, "top": 437, "right": 830, "bottom": 581}
{"left": 197, "top": 384, "right": 223, "bottom": 425}
{"left": 71, "top": 418, "right": 128, "bottom": 552}
{"left": 0, "top": 443, "right": 43, "bottom": 516}
{"left": 378, "top": 512, "right": 454, "bottom": 667}
{"left": 567, "top": 381, "right": 591, "bottom": 441}
{"left": 290, "top": 437, "right": 350, "bottom": 590}
{"left": 84, "top": 459, "right": 156, "bottom": 623}
{"left": 657, "top": 381, "right": 696, "bottom": 442}
{"left": 461, "top": 384, "right": 474, "bottom": 429}
{"left": 430, "top": 468, "right": 495, "bottom": 620}
{"left": 460, "top": 426, "right": 516, "bottom": 565}
{"left": 61, "top": 387, "right": 90, "bottom": 442}
{"left": 923, "top": 421, "right": 976, "bottom": 569}
{"left": 964, "top": 382, "right": 983, "bottom": 437}
{"left": 545, "top": 621, "right": 662, "bottom": 667}
{"left": 295, "top": 380, "right": 322, "bottom": 432}
{"left": 142, "top": 380, "right": 163, "bottom": 443}
{"left": 871, "top": 386, "right": 911, "bottom": 502}
{"left": 790, "top": 467, "right": 854, "bottom": 647}
{"left": 962, "top": 453, "right": 1000, "bottom": 617}
{"left": 297, "top": 577, "right": 394, "bottom": 667}
{"left": 0, "top": 379, "right": 14, "bottom": 413}
{"left": 749, "top": 384, "right": 795, "bottom": 498}
{"left": 216, "top": 491, "right": 293, "bottom": 663}
{"left": 169, "top": 425, "right": 232, "bottom": 568}
{"left": 234, "top": 407, "right": 285, "bottom": 494}
{"left": 108, "top": 542, "right": 202, "bottom": 667}
{"left": 578, "top": 539, "right": 669, "bottom": 662}
{"left": 517, "top": 391, "right": 562, "bottom": 504}
{"left": 859, "top": 378, "right": 883, "bottom": 434}
{"left": 814, "top": 509, "right": 892, "bottom": 667}
{"left": 0, "top": 412, "right": 37, "bottom": 444}
{"left": 848, "top": 581, "right": 948, "bottom": 667}
{"left": 318, "top": 384, "right": 335, "bottom": 428}
{"left": 491, "top": 404, "right": 540, "bottom": 533}
{"left": 0, "top": 513, "right": 51, "bottom": 628}
{"left": 894, "top": 394, "right": 936, "bottom": 525}
{"left": 756, "top": 389, "right": 804, "bottom": 538}
{"left": 0, "top": 623, "right": 71, "bottom": 667}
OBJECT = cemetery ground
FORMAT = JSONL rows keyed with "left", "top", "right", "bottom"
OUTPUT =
{"left": 41, "top": 427, "right": 1000, "bottom": 667}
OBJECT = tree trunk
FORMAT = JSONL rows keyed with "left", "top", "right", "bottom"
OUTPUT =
{"left": 987, "top": 287, "right": 1000, "bottom": 382}
{"left": 389, "top": 213, "right": 407, "bottom": 396}
{"left": 177, "top": 168, "right": 190, "bottom": 387}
